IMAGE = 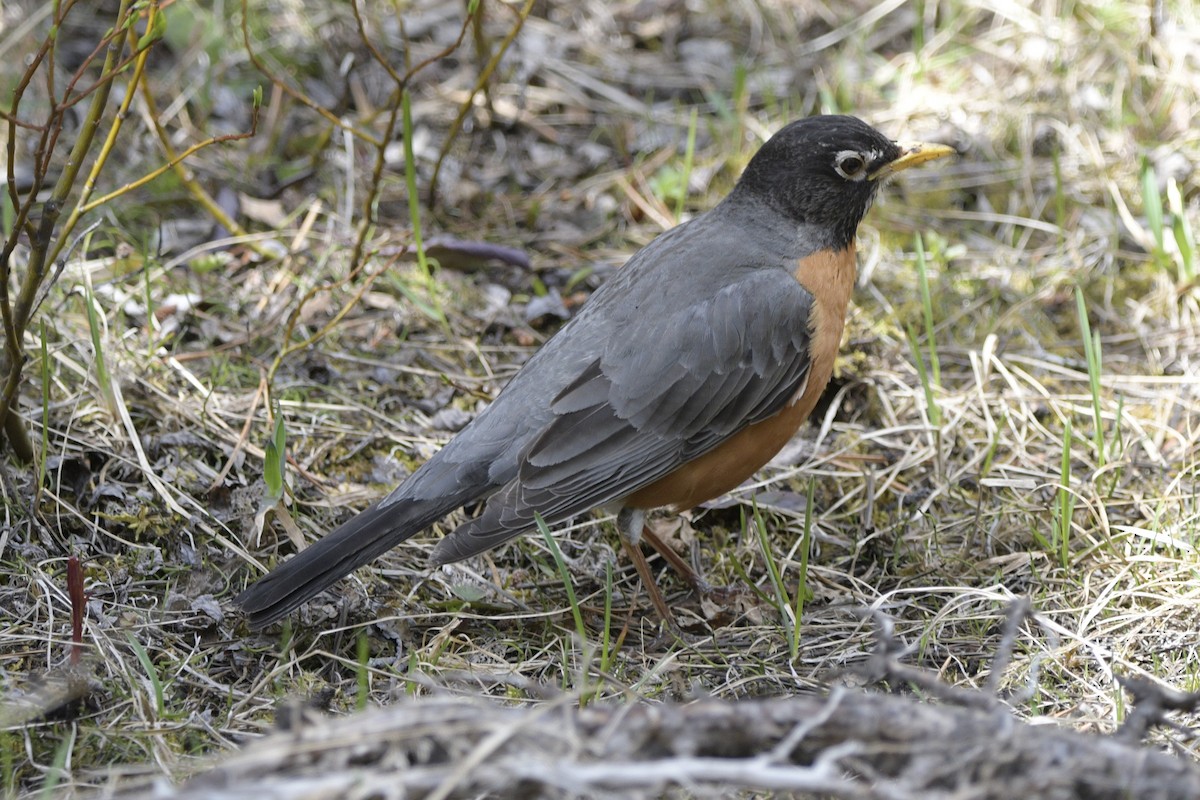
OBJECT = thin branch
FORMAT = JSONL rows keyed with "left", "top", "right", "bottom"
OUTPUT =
{"left": 239, "top": 0, "right": 382, "bottom": 147}
{"left": 428, "top": 0, "right": 537, "bottom": 208}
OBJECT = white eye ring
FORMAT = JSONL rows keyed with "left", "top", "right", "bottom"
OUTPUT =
{"left": 834, "top": 150, "right": 868, "bottom": 181}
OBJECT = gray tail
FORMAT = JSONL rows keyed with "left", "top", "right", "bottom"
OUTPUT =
{"left": 235, "top": 497, "right": 456, "bottom": 629}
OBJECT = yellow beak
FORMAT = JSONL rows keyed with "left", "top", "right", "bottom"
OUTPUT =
{"left": 869, "top": 141, "right": 957, "bottom": 181}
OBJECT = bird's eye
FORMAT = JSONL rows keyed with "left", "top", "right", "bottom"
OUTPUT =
{"left": 834, "top": 151, "right": 868, "bottom": 180}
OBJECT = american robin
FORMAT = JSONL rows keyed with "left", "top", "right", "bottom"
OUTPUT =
{"left": 237, "top": 115, "right": 954, "bottom": 629}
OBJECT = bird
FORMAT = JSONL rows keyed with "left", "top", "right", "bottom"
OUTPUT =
{"left": 236, "top": 115, "right": 955, "bottom": 629}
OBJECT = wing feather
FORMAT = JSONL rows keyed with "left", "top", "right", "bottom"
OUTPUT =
{"left": 429, "top": 267, "right": 817, "bottom": 565}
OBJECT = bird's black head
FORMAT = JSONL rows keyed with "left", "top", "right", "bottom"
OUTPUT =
{"left": 730, "top": 115, "right": 954, "bottom": 249}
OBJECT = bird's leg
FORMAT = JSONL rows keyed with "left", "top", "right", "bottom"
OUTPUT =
{"left": 639, "top": 524, "right": 713, "bottom": 596}
{"left": 616, "top": 507, "right": 677, "bottom": 628}
{"left": 642, "top": 518, "right": 748, "bottom": 607}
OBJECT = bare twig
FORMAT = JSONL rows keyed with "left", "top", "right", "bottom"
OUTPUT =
{"left": 985, "top": 596, "right": 1033, "bottom": 695}
{"left": 117, "top": 691, "right": 1200, "bottom": 800}
{"left": 1116, "top": 674, "right": 1200, "bottom": 742}
{"left": 854, "top": 608, "right": 1002, "bottom": 711}
{"left": 428, "top": 0, "right": 537, "bottom": 209}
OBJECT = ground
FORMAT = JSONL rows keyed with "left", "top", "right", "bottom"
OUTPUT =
{"left": 0, "top": 0, "right": 1198, "bottom": 796}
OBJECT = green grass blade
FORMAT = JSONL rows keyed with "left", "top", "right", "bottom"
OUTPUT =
{"left": 980, "top": 410, "right": 1008, "bottom": 480}
{"left": 1053, "top": 146, "right": 1067, "bottom": 250}
{"left": 752, "top": 500, "right": 796, "bottom": 657}
{"left": 38, "top": 324, "right": 50, "bottom": 500}
{"left": 915, "top": 233, "right": 941, "bottom": 388}
{"left": 792, "top": 477, "right": 816, "bottom": 656}
{"left": 356, "top": 632, "right": 370, "bottom": 711}
{"left": 536, "top": 513, "right": 586, "bottom": 642}
{"left": 1058, "top": 418, "right": 1074, "bottom": 568}
{"left": 127, "top": 633, "right": 164, "bottom": 717}
{"left": 37, "top": 727, "right": 74, "bottom": 800}
{"left": 674, "top": 108, "right": 698, "bottom": 223}
{"left": 1074, "top": 286, "right": 1104, "bottom": 467}
{"left": 401, "top": 87, "right": 447, "bottom": 328}
{"left": 1141, "top": 161, "right": 1164, "bottom": 253}
{"left": 1167, "top": 179, "right": 1195, "bottom": 281}
{"left": 263, "top": 410, "right": 286, "bottom": 503}
{"left": 599, "top": 561, "right": 613, "bottom": 677}
{"left": 905, "top": 322, "right": 941, "bottom": 427}
{"left": 83, "top": 284, "right": 115, "bottom": 414}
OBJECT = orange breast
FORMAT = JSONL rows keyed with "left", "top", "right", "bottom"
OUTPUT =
{"left": 624, "top": 245, "right": 857, "bottom": 511}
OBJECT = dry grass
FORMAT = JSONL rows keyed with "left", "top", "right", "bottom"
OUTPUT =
{"left": 1, "top": 0, "right": 1199, "bottom": 796}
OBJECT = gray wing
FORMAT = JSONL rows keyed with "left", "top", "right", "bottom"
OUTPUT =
{"left": 430, "top": 266, "right": 815, "bottom": 564}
